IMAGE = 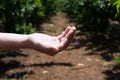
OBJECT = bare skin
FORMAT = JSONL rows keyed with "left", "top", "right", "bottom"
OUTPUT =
{"left": 0, "top": 26, "right": 76, "bottom": 56}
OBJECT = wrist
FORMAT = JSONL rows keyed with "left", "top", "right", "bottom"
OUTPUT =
{"left": 23, "top": 34, "right": 36, "bottom": 49}
{"left": 21, "top": 34, "right": 31, "bottom": 49}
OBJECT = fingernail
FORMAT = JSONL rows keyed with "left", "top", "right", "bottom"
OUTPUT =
{"left": 72, "top": 26, "right": 76, "bottom": 31}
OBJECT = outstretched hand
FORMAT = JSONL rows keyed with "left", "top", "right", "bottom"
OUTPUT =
{"left": 28, "top": 26, "right": 76, "bottom": 56}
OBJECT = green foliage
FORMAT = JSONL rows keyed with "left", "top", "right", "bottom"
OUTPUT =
{"left": 113, "top": 0, "right": 120, "bottom": 19}
{"left": 0, "top": 0, "right": 119, "bottom": 34}
{"left": 113, "top": 0, "right": 120, "bottom": 12}
{"left": 62, "top": 0, "right": 117, "bottom": 35}
{"left": 116, "top": 57, "right": 120, "bottom": 64}
{"left": 0, "top": 0, "right": 43, "bottom": 33}
{"left": 15, "top": 23, "right": 36, "bottom": 34}
{"left": 41, "top": 0, "right": 60, "bottom": 15}
{"left": 0, "top": 0, "right": 58, "bottom": 33}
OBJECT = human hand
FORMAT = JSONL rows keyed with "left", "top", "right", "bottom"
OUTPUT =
{"left": 28, "top": 26, "right": 76, "bottom": 56}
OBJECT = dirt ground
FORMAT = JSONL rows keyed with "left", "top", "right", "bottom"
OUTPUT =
{"left": 0, "top": 12, "right": 120, "bottom": 80}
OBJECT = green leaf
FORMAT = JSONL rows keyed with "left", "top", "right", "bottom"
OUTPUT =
{"left": 113, "top": 0, "right": 120, "bottom": 5}
{"left": 116, "top": 4, "right": 120, "bottom": 12}
{"left": 109, "top": 0, "right": 117, "bottom": 4}
{"left": 116, "top": 57, "right": 120, "bottom": 64}
{"left": 35, "top": 0, "right": 41, "bottom": 7}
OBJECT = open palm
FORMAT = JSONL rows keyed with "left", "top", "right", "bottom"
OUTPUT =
{"left": 28, "top": 26, "right": 76, "bottom": 56}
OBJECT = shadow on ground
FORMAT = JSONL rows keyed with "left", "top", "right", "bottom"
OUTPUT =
{"left": 70, "top": 23, "right": 120, "bottom": 61}
{"left": 30, "top": 61, "right": 73, "bottom": 68}
{"left": 103, "top": 64, "right": 120, "bottom": 80}
{"left": 68, "top": 23, "right": 120, "bottom": 80}
{"left": 0, "top": 51, "right": 32, "bottom": 79}
{"left": 0, "top": 51, "right": 28, "bottom": 58}
{"left": 0, "top": 51, "right": 73, "bottom": 79}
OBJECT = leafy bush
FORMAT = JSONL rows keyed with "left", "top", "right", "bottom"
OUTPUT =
{"left": 113, "top": 0, "right": 120, "bottom": 20}
{"left": 41, "top": 0, "right": 60, "bottom": 15}
{"left": 0, "top": 0, "right": 119, "bottom": 35}
{"left": 0, "top": 0, "right": 43, "bottom": 33}
{"left": 112, "top": 0, "right": 120, "bottom": 65}
{"left": 116, "top": 57, "right": 120, "bottom": 64}
{"left": 0, "top": 0, "right": 58, "bottom": 33}
{"left": 62, "top": 0, "right": 117, "bottom": 35}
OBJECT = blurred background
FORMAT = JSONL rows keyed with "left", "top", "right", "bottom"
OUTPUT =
{"left": 0, "top": 0, "right": 120, "bottom": 80}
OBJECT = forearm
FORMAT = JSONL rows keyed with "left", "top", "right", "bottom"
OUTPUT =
{"left": 0, "top": 33, "right": 29, "bottom": 51}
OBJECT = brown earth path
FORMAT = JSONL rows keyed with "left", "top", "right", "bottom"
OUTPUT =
{"left": 0, "top": 12, "right": 117, "bottom": 80}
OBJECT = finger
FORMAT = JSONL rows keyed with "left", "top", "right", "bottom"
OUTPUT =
{"left": 58, "top": 38, "right": 68, "bottom": 51}
{"left": 65, "top": 26, "right": 76, "bottom": 40}
{"left": 57, "top": 26, "right": 71, "bottom": 40}
{"left": 72, "top": 26, "right": 76, "bottom": 31}
{"left": 58, "top": 26, "right": 76, "bottom": 51}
